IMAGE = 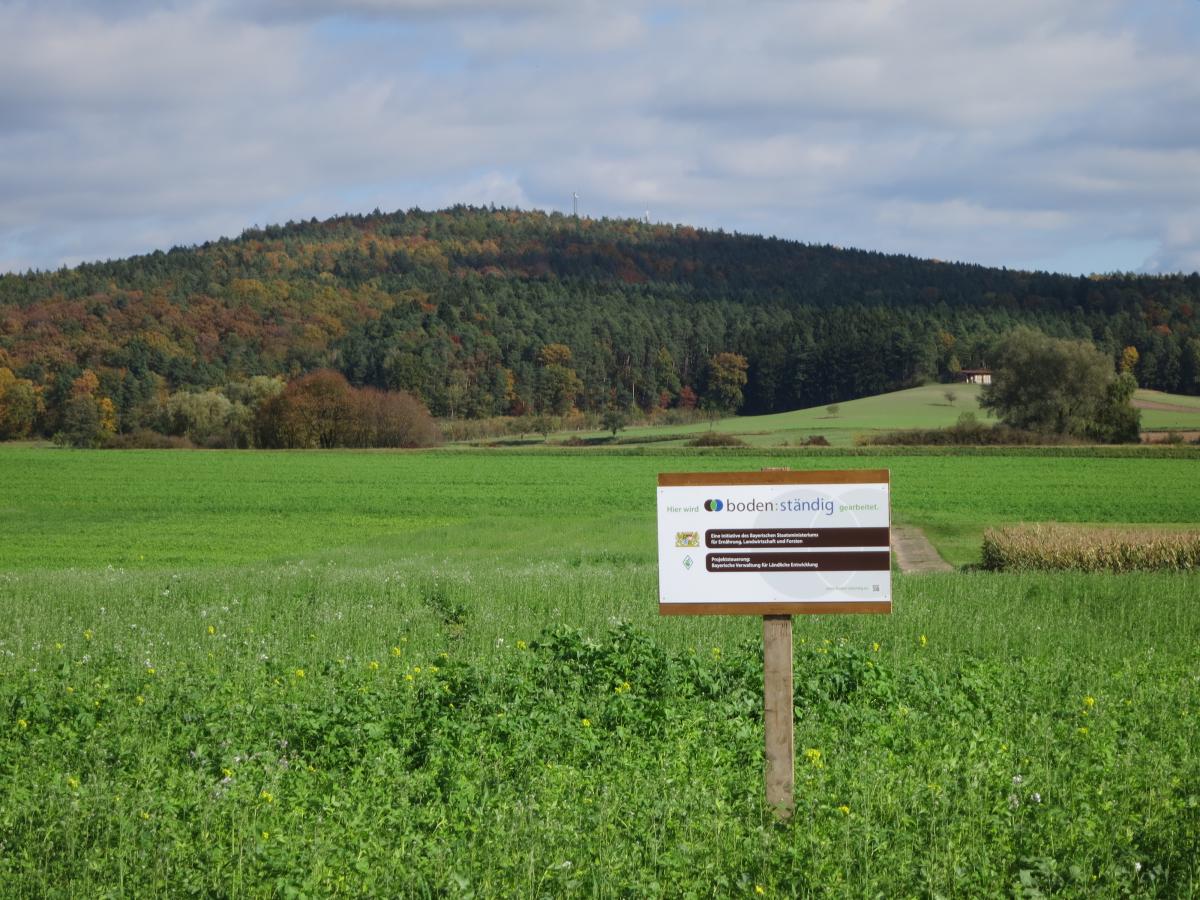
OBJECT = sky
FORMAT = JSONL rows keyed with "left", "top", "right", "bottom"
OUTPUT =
{"left": 2, "top": 0, "right": 1199, "bottom": 276}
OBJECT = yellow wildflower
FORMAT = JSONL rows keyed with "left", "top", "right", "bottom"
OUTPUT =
{"left": 755, "top": 886, "right": 765, "bottom": 895}
{"left": 207, "top": 625, "right": 216, "bottom": 636}
{"left": 260, "top": 790, "right": 273, "bottom": 803}
{"left": 516, "top": 640, "right": 527, "bottom": 651}
{"left": 368, "top": 660, "right": 379, "bottom": 671}
{"left": 294, "top": 668, "right": 305, "bottom": 679}
{"left": 1084, "top": 696, "right": 1095, "bottom": 708}
{"left": 872, "top": 642, "right": 880, "bottom": 653}
{"left": 919, "top": 634, "right": 927, "bottom": 647}
{"left": 135, "top": 695, "right": 145, "bottom": 706}
{"left": 581, "top": 718, "right": 592, "bottom": 728}
{"left": 17, "top": 718, "right": 28, "bottom": 729}
{"left": 838, "top": 805, "right": 850, "bottom": 815}
{"left": 804, "top": 748, "right": 823, "bottom": 768}
{"left": 391, "top": 646, "right": 403, "bottom": 657}
{"left": 67, "top": 776, "right": 80, "bottom": 790}
{"left": 83, "top": 629, "right": 93, "bottom": 641}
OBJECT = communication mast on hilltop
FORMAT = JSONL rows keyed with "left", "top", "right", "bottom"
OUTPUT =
{"left": 572, "top": 192, "right": 579, "bottom": 218}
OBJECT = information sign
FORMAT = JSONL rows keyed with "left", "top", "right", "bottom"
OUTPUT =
{"left": 657, "top": 470, "right": 891, "bottom": 615}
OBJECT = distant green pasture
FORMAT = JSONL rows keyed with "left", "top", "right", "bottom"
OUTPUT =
{"left": 3, "top": 445, "right": 1198, "bottom": 571}
{"left": 556, "top": 383, "right": 1200, "bottom": 447}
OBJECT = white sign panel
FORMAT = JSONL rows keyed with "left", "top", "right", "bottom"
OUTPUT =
{"left": 657, "top": 470, "right": 891, "bottom": 615}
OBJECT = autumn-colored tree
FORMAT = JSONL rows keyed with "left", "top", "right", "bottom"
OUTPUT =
{"left": 534, "top": 344, "right": 583, "bottom": 415}
{"left": 702, "top": 352, "right": 749, "bottom": 413}
{"left": 347, "top": 387, "right": 442, "bottom": 448}
{"left": 255, "top": 371, "right": 440, "bottom": 449}
{"left": 0, "top": 367, "right": 42, "bottom": 439}
{"left": 281, "top": 369, "right": 354, "bottom": 448}
{"left": 254, "top": 393, "right": 302, "bottom": 449}
{"left": 97, "top": 397, "right": 117, "bottom": 437}
{"left": 538, "top": 343, "right": 573, "bottom": 367}
{"left": 1120, "top": 345, "right": 1140, "bottom": 374}
{"left": 70, "top": 369, "right": 101, "bottom": 399}
{"left": 53, "top": 368, "right": 116, "bottom": 444}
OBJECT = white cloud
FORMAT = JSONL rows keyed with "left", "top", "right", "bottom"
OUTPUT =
{"left": 1, "top": 0, "right": 1198, "bottom": 274}
{"left": 437, "top": 171, "right": 531, "bottom": 209}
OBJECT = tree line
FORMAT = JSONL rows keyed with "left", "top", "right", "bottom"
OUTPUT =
{"left": 1, "top": 206, "right": 1198, "bottom": 440}
{"left": 42, "top": 368, "right": 440, "bottom": 449}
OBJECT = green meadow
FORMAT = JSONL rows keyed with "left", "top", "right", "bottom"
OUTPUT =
{"left": 541, "top": 383, "right": 1200, "bottom": 447}
{"left": 2, "top": 446, "right": 1199, "bottom": 896}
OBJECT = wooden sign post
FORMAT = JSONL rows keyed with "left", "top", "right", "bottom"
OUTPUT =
{"left": 656, "top": 469, "right": 892, "bottom": 819}
{"left": 762, "top": 614, "right": 794, "bottom": 815}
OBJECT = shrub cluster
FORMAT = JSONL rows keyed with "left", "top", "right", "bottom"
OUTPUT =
{"left": 779, "top": 435, "right": 831, "bottom": 447}
{"left": 255, "top": 370, "right": 441, "bottom": 449}
{"left": 78, "top": 371, "right": 443, "bottom": 450}
{"left": 981, "top": 523, "right": 1200, "bottom": 572}
{"left": 687, "top": 431, "right": 747, "bottom": 447}
{"left": 860, "top": 414, "right": 1079, "bottom": 446}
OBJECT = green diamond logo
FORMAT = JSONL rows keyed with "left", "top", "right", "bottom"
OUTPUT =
{"left": 683, "top": 555, "right": 694, "bottom": 570}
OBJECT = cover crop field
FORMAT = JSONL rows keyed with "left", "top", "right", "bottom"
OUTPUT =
{"left": 1, "top": 447, "right": 1198, "bottom": 896}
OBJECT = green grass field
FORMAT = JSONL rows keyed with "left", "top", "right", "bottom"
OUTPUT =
{"left": 2, "top": 446, "right": 1198, "bottom": 896}
{"left": 532, "top": 383, "right": 1200, "bottom": 447}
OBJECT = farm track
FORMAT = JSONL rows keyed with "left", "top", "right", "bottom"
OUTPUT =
{"left": 1141, "top": 430, "right": 1200, "bottom": 443}
{"left": 1133, "top": 399, "right": 1200, "bottom": 413}
{"left": 892, "top": 526, "right": 954, "bottom": 573}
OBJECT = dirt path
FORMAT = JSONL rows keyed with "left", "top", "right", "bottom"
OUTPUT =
{"left": 1133, "top": 399, "right": 1200, "bottom": 413}
{"left": 892, "top": 526, "right": 954, "bottom": 573}
{"left": 1141, "top": 430, "right": 1200, "bottom": 444}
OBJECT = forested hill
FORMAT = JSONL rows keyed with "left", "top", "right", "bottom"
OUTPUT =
{"left": 2, "top": 205, "right": 1198, "bottom": 434}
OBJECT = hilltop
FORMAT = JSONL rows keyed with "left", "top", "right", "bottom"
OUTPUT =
{"left": 1, "top": 206, "right": 1198, "bottom": 437}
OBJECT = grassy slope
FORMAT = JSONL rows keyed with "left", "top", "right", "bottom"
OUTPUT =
{"left": 552, "top": 384, "right": 1200, "bottom": 447}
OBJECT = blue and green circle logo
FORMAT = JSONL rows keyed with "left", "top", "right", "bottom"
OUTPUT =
{"left": 704, "top": 499, "right": 724, "bottom": 512}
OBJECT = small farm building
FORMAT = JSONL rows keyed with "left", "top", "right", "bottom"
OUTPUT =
{"left": 957, "top": 368, "right": 992, "bottom": 385}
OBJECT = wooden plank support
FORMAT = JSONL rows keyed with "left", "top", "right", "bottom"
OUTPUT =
{"left": 762, "top": 613, "right": 794, "bottom": 819}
